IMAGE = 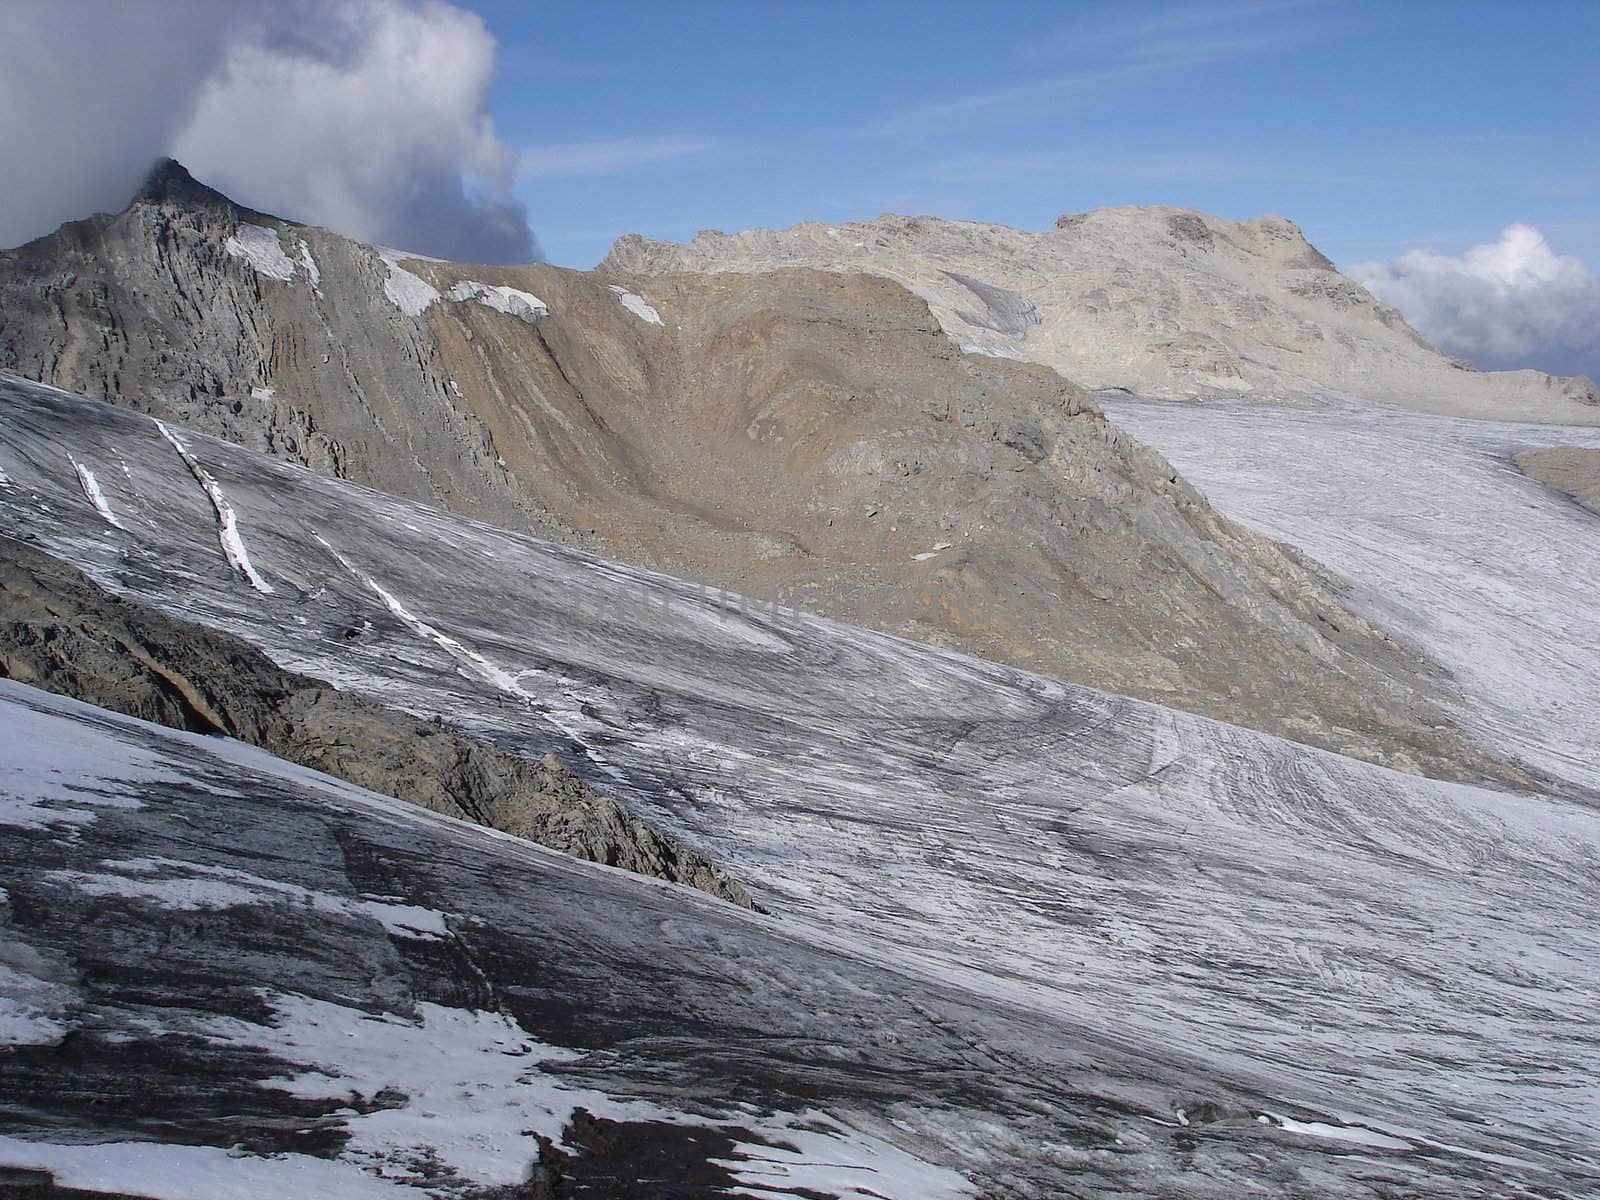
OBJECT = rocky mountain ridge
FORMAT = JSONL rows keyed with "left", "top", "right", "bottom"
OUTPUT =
{"left": 604, "top": 207, "right": 1600, "bottom": 422}
{"left": 0, "top": 163, "right": 1513, "bottom": 776}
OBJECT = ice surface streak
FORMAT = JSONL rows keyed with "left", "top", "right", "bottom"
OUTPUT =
{"left": 70, "top": 458, "right": 123, "bottom": 528}
{"left": 155, "top": 420, "right": 274, "bottom": 593}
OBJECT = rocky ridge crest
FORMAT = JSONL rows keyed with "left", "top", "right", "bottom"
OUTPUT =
{"left": 603, "top": 207, "right": 1600, "bottom": 422}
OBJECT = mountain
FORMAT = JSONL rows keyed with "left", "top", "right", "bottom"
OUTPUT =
{"left": 603, "top": 208, "right": 1600, "bottom": 422}
{"left": 2, "top": 375, "right": 1597, "bottom": 1196}
{"left": 0, "top": 162, "right": 1507, "bottom": 779}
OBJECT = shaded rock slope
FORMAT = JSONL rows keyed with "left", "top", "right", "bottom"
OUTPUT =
{"left": 0, "top": 535, "right": 749, "bottom": 906}
{"left": 1515, "top": 446, "right": 1600, "bottom": 516}
{"left": 604, "top": 209, "right": 1600, "bottom": 423}
{"left": 0, "top": 166, "right": 1514, "bottom": 779}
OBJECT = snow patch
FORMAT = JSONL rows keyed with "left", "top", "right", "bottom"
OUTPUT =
{"left": 0, "top": 464, "right": 12, "bottom": 487}
{"left": 608, "top": 284, "right": 663, "bottom": 325}
{"left": 239, "top": 993, "right": 586, "bottom": 1188}
{"left": 155, "top": 422, "right": 274, "bottom": 594}
{"left": 297, "top": 240, "right": 321, "bottom": 288}
{"left": 955, "top": 341, "right": 1022, "bottom": 360}
{"left": 447, "top": 280, "right": 548, "bottom": 325}
{"left": 717, "top": 1115, "right": 973, "bottom": 1200}
{"left": 70, "top": 458, "right": 123, "bottom": 529}
{"left": 46, "top": 867, "right": 289, "bottom": 912}
{"left": 175, "top": 989, "right": 973, "bottom": 1198}
{"left": 0, "top": 1134, "right": 412, "bottom": 1200}
{"left": 224, "top": 223, "right": 296, "bottom": 282}
{"left": 0, "top": 687, "right": 157, "bottom": 831}
{"left": 358, "top": 899, "right": 450, "bottom": 940}
{"left": 376, "top": 247, "right": 441, "bottom": 317}
{"left": 0, "top": 962, "right": 72, "bottom": 1047}
{"left": 40, "top": 857, "right": 454, "bottom": 944}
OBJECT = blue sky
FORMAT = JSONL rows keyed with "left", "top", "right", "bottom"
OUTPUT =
{"left": 476, "top": 0, "right": 1598, "bottom": 277}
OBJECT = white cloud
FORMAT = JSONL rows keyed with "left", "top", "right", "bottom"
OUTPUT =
{"left": 519, "top": 134, "right": 719, "bottom": 179}
{"left": 0, "top": 0, "right": 536, "bottom": 262}
{"left": 1350, "top": 225, "right": 1600, "bottom": 366}
{"left": 0, "top": 1, "right": 237, "bottom": 247}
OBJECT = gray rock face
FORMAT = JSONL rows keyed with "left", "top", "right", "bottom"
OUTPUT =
{"left": 0, "top": 159, "right": 543, "bottom": 531}
{"left": 0, "top": 535, "right": 749, "bottom": 906}
{"left": 602, "top": 208, "right": 1600, "bottom": 423}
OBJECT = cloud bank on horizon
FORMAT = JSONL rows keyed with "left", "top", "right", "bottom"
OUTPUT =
{"left": 0, "top": 0, "right": 538, "bottom": 263}
{"left": 1351, "top": 226, "right": 1599, "bottom": 378}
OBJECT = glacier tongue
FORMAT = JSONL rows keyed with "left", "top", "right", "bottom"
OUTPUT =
{"left": 1100, "top": 390, "right": 1600, "bottom": 796}
{"left": 1, "top": 373, "right": 1598, "bottom": 1196}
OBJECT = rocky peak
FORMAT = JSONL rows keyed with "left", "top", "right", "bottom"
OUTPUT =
{"left": 132, "top": 156, "right": 240, "bottom": 214}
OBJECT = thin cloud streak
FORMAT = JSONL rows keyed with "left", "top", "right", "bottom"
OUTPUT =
{"left": 914, "top": 148, "right": 1274, "bottom": 187}
{"left": 1026, "top": 0, "right": 1324, "bottom": 59}
{"left": 520, "top": 134, "right": 720, "bottom": 179}
{"left": 867, "top": 0, "right": 1336, "bottom": 138}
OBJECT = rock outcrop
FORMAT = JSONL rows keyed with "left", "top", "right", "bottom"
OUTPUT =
{"left": 1514, "top": 446, "right": 1600, "bottom": 516}
{"left": 603, "top": 208, "right": 1600, "bottom": 423}
{"left": 0, "top": 535, "right": 751, "bottom": 906}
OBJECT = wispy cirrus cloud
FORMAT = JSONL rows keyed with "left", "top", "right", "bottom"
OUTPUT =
{"left": 1023, "top": 0, "right": 1326, "bottom": 62}
{"left": 519, "top": 134, "right": 720, "bottom": 179}
{"left": 868, "top": 0, "right": 1335, "bottom": 137}
{"left": 912, "top": 148, "right": 1280, "bottom": 187}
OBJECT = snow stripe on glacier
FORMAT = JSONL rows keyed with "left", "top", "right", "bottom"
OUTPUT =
{"left": 70, "top": 458, "right": 123, "bottom": 528}
{"left": 155, "top": 422, "right": 274, "bottom": 593}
